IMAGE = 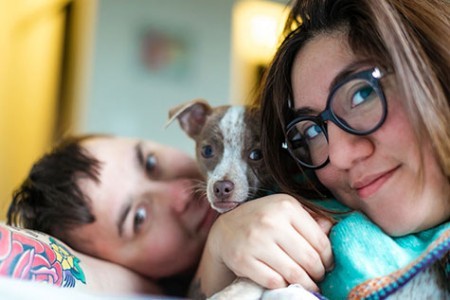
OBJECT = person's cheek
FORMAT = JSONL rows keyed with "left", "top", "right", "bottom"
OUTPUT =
{"left": 316, "top": 168, "right": 351, "bottom": 204}
{"left": 167, "top": 153, "right": 201, "bottom": 179}
{"left": 315, "top": 168, "right": 337, "bottom": 191}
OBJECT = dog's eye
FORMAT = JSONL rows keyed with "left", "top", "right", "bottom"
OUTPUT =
{"left": 249, "top": 149, "right": 262, "bottom": 161}
{"left": 201, "top": 145, "right": 214, "bottom": 158}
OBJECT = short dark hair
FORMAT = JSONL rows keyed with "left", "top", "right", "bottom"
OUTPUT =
{"left": 7, "top": 135, "right": 101, "bottom": 246}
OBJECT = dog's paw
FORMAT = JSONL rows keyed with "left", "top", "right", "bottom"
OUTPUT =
{"left": 261, "top": 284, "right": 321, "bottom": 300}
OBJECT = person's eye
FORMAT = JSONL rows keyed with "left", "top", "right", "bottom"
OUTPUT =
{"left": 351, "top": 85, "right": 376, "bottom": 107}
{"left": 133, "top": 206, "right": 147, "bottom": 234}
{"left": 201, "top": 145, "right": 214, "bottom": 158}
{"left": 249, "top": 149, "right": 262, "bottom": 161}
{"left": 145, "top": 153, "right": 157, "bottom": 174}
{"left": 304, "top": 124, "right": 322, "bottom": 140}
{"left": 290, "top": 132, "right": 304, "bottom": 148}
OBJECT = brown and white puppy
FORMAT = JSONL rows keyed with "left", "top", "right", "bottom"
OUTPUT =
{"left": 168, "top": 99, "right": 319, "bottom": 299}
{"left": 167, "top": 98, "right": 273, "bottom": 213}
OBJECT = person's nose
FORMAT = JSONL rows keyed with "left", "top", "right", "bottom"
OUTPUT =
{"left": 327, "top": 122, "right": 374, "bottom": 170}
{"left": 159, "top": 179, "right": 194, "bottom": 214}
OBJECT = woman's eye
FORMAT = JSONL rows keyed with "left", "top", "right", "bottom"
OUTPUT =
{"left": 249, "top": 149, "right": 262, "bottom": 161}
{"left": 290, "top": 132, "right": 305, "bottom": 148}
{"left": 145, "top": 154, "right": 157, "bottom": 174}
{"left": 304, "top": 124, "right": 322, "bottom": 140}
{"left": 201, "top": 145, "right": 214, "bottom": 158}
{"left": 351, "top": 85, "right": 375, "bottom": 107}
{"left": 133, "top": 206, "right": 147, "bottom": 233}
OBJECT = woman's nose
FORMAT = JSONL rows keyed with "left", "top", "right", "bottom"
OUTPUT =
{"left": 327, "top": 122, "right": 374, "bottom": 170}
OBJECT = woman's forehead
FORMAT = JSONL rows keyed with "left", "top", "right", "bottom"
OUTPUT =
{"left": 292, "top": 34, "right": 355, "bottom": 108}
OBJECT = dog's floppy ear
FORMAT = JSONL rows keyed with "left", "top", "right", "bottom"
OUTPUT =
{"left": 166, "top": 98, "right": 212, "bottom": 138}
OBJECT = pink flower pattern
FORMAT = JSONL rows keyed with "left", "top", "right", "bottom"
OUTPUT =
{"left": 0, "top": 227, "right": 63, "bottom": 286}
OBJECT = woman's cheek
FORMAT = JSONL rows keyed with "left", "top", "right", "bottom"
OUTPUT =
{"left": 316, "top": 168, "right": 353, "bottom": 206}
{"left": 315, "top": 168, "right": 338, "bottom": 191}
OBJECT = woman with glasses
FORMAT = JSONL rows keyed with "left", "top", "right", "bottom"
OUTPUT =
{"left": 256, "top": 0, "right": 449, "bottom": 298}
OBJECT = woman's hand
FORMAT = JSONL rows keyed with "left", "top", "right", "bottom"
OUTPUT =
{"left": 193, "top": 194, "right": 333, "bottom": 297}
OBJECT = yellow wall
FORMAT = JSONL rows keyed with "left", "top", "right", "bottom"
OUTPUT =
{"left": 0, "top": 0, "right": 69, "bottom": 218}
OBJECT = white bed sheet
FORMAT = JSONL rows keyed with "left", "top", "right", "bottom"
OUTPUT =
{"left": 0, "top": 277, "right": 182, "bottom": 300}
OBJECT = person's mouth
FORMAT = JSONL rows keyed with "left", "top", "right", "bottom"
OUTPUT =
{"left": 352, "top": 166, "right": 399, "bottom": 199}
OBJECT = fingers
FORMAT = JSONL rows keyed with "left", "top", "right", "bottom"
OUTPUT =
{"left": 290, "top": 205, "right": 334, "bottom": 272}
{"left": 316, "top": 217, "right": 334, "bottom": 234}
{"left": 211, "top": 194, "right": 334, "bottom": 292}
{"left": 241, "top": 199, "right": 330, "bottom": 289}
{"left": 254, "top": 195, "right": 333, "bottom": 275}
{"left": 231, "top": 242, "right": 320, "bottom": 292}
{"left": 276, "top": 226, "right": 326, "bottom": 283}
{"left": 261, "top": 243, "right": 321, "bottom": 292}
{"left": 232, "top": 257, "right": 287, "bottom": 290}
{"left": 307, "top": 208, "right": 335, "bottom": 234}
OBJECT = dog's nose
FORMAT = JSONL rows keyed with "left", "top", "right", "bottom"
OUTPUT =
{"left": 213, "top": 180, "right": 234, "bottom": 199}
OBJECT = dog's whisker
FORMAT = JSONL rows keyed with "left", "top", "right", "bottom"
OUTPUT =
{"left": 193, "top": 189, "right": 207, "bottom": 200}
{"left": 192, "top": 183, "right": 207, "bottom": 193}
{"left": 183, "top": 180, "right": 207, "bottom": 204}
{"left": 193, "top": 182, "right": 207, "bottom": 190}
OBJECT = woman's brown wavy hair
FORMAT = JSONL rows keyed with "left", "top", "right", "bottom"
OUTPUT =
{"left": 256, "top": 0, "right": 450, "bottom": 209}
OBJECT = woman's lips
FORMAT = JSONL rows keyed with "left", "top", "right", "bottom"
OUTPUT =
{"left": 354, "top": 167, "right": 398, "bottom": 199}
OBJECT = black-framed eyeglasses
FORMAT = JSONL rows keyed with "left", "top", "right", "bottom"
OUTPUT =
{"left": 284, "top": 67, "right": 389, "bottom": 169}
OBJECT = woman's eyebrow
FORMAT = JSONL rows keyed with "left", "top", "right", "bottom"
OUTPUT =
{"left": 294, "top": 106, "right": 317, "bottom": 115}
{"left": 329, "top": 60, "right": 372, "bottom": 90}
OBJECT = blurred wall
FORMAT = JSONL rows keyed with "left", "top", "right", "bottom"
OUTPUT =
{"left": 0, "top": 0, "right": 289, "bottom": 218}
{"left": 0, "top": 0, "right": 71, "bottom": 218}
{"left": 82, "top": 0, "right": 236, "bottom": 155}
